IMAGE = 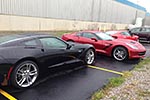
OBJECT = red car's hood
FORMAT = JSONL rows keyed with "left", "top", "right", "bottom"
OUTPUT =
{"left": 111, "top": 39, "right": 145, "bottom": 50}
{"left": 113, "top": 38, "right": 135, "bottom": 43}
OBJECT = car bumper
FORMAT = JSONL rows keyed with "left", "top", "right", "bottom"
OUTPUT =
{"left": 129, "top": 50, "right": 146, "bottom": 59}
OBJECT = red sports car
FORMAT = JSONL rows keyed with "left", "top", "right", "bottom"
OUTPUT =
{"left": 62, "top": 31, "right": 146, "bottom": 61}
{"left": 105, "top": 30, "right": 139, "bottom": 41}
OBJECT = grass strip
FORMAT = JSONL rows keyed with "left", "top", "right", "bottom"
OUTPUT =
{"left": 91, "top": 58, "right": 150, "bottom": 100}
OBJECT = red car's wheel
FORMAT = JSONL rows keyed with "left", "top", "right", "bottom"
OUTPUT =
{"left": 113, "top": 46, "right": 128, "bottom": 61}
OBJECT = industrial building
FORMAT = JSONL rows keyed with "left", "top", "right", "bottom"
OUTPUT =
{"left": 0, "top": 0, "right": 148, "bottom": 31}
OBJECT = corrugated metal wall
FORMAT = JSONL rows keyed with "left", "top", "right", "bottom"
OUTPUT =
{"left": 0, "top": 0, "right": 146, "bottom": 24}
{"left": 144, "top": 16, "right": 150, "bottom": 26}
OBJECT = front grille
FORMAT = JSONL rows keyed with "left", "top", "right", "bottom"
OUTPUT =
{"left": 139, "top": 51, "right": 146, "bottom": 56}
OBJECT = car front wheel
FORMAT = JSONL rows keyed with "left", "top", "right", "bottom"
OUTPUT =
{"left": 113, "top": 46, "right": 128, "bottom": 61}
{"left": 84, "top": 49, "right": 95, "bottom": 65}
{"left": 11, "top": 60, "right": 39, "bottom": 88}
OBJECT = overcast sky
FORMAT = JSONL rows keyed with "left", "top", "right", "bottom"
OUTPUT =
{"left": 128, "top": 0, "right": 150, "bottom": 12}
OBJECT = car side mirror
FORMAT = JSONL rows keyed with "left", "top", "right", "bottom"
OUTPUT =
{"left": 66, "top": 43, "right": 74, "bottom": 49}
{"left": 66, "top": 44, "right": 72, "bottom": 49}
{"left": 112, "top": 36, "right": 117, "bottom": 39}
{"left": 91, "top": 38, "right": 98, "bottom": 42}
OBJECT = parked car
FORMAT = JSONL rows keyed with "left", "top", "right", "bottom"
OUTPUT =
{"left": 62, "top": 31, "right": 146, "bottom": 61}
{"left": 105, "top": 30, "right": 139, "bottom": 41}
{"left": 128, "top": 27, "right": 150, "bottom": 43}
{"left": 0, "top": 33, "right": 95, "bottom": 88}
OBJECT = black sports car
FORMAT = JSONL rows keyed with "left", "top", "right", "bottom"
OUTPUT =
{"left": 0, "top": 33, "right": 95, "bottom": 88}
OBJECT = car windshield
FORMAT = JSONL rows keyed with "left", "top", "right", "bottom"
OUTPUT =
{"left": 105, "top": 31, "right": 117, "bottom": 35}
{"left": 95, "top": 32, "right": 114, "bottom": 40}
{"left": 0, "top": 35, "right": 20, "bottom": 44}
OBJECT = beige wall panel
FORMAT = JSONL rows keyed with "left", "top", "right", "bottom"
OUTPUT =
{"left": 0, "top": 15, "right": 11, "bottom": 30}
{"left": 9, "top": 16, "right": 40, "bottom": 31}
{"left": 0, "top": 15, "right": 127, "bottom": 31}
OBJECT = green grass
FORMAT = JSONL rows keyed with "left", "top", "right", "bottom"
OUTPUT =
{"left": 91, "top": 77, "right": 125, "bottom": 100}
{"left": 55, "top": 31, "right": 72, "bottom": 37}
{"left": 91, "top": 58, "right": 150, "bottom": 100}
{"left": 107, "top": 77, "right": 125, "bottom": 87}
{"left": 0, "top": 31, "right": 72, "bottom": 37}
{"left": 91, "top": 90, "right": 105, "bottom": 100}
{"left": 134, "top": 58, "right": 150, "bottom": 70}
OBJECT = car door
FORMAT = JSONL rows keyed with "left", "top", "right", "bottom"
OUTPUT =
{"left": 76, "top": 32, "right": 96, "bottom": 44}
{"left": 138, "top": 28, "right": 148, "bottom": 41}
{"left": 76, "top": 32, "right": 105, "bottom": 52}
{"left": 130, "top": 27, "right": 141, "bottom": 36}
{"left": 38, "top": 37, "right": 76, "bottom": 68}
{"left": 146, "top": 28, "right": 150, "bottom": 41}
{"left": 144, "top": 28, "right": 150, "bottom": 41}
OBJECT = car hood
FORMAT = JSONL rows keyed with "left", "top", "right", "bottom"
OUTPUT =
{"left": 113, "top": 38, "right": 136, "bottom": 43}
{"left": 112, "top": 39, "right": 145, "bottom": 50}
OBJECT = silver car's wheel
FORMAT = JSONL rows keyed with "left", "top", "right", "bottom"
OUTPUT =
{"left": 113, "top": 47, "right": 128, "bottom": 61}
{"left": 85, "top": 49, "right": 95, "bottom": 65}
{"left": 11, "top": 61, "right": 39, "bottom": 88}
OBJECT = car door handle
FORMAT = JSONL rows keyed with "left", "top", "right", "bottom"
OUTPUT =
{"left": 41, "top": 49, "right": 44, "bottom": 52}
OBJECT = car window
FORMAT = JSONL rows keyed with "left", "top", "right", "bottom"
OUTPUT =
{"left": 105, "top": 31, "right": 117, "bottom": 35}
{"left": 82, "top": 32, "right": 98, "bottom": 39}
{"left": 131, "top": 28, "right": 141, "bottom": 33}
{"left": 40, "top": 37, "right": 67, "bottom": 49}
{"left": 141, "top": 28, "right": 147, "bottom": 32}
{"left": 121, "top": 32, "right": 131, "bottom": 36}
{"left": 145, "top": 28, "right": 150, "bottom": 32}
{"left": 76, "top": 32, "right": 82, "bottom": 36}
{"left": 95, "top": 33, "right": 114, "bottom": 40}
{"left": 24, "top": 39, "right": 38, "bottom": 46}
{"left": 0, "top": 34, "right": 21, "bottom": 44}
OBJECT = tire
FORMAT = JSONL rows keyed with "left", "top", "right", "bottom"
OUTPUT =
{"left": 112, "top": 46, "right": 128, "bottom": 61}
{"left": 84, "top": 49, "right": 95, "bottom": 65}
{"left": 11, "top": 60, "right": 39, "bottom": 89}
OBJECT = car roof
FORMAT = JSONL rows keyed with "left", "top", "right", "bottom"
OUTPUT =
{"left": 105, "top": 31, "right": 118, "bottom": 34}
{"left": 0, "top": 33, "right": 54, "bottom": 44}
{"left": 0, "top": 33, "right": 52, "bottom": 37}
{"left": 105, "top": 30, "right": 129, "bottom": 35}
{"left": 131, "top": 27, "right": 150, "bottom": 29}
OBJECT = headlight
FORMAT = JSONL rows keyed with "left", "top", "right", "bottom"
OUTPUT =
{"left": 126, "top": 43, "right": 138, "bottom": 50}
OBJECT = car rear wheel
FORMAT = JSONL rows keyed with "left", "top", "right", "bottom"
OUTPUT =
{"left": 113, "top": 46, "right": 128, "bottom": 61}
{"left": 84, "top": 49, "right": 95, "bottom": 65}
{"left": 11, "top": 61, "right": 39, "bottom": 88}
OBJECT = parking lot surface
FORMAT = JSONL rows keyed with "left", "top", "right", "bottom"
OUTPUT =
{"left": 0, "top": 43, "right": 149, "bottom": 100}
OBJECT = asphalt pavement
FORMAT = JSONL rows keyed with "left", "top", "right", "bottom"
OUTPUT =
{"left": 0, "top": 43, "right": 149, "bottom": 100}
